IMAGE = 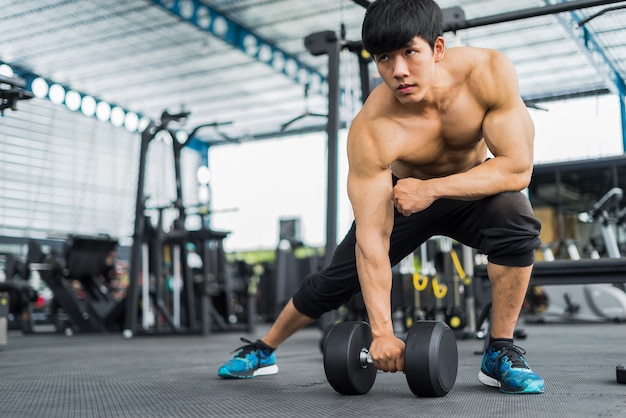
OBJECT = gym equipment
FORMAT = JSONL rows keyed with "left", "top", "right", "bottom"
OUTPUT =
{"left": 0, "top": 292, "right": 7, "bottom": 346}
{"left": 538, "top": 188, "right": 626, "bottom": 322}
{"left": 0, "top": 74, "right": 33, "bottom": 115}
{"left": 124, "top": 111, "right": 255, "bottom": 337}
{"left": 323, "top": 320, "right": 458, "bottom": 397}
{"left": 280, "top": 83, "right": 326, "bottom": 132}
{"left": 28, "top": 237, "right": 124, "bottom": 334}
{"left": 0, "top": 253, "right": 38, "bottom": 334}
{"left": 617, "top": 364, "right": 626, "bottom": 384}
{"left": 405, "top": 321, "right": 458, "bottom": 397}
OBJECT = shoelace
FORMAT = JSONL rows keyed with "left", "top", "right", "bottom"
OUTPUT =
{"left": 230, "top": 337, "right": 261, "bottom": 358}
{"left": 495, "top": 345, "right": 528, "bottom": 369}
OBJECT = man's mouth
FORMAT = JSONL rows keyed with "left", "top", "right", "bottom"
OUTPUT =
{"left": 397, "top": 84, "right": 414, "bottom": 94}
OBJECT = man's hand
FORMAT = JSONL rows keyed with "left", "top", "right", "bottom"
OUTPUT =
{"left": 392, "top": 178, "right": 435, "bottom": 216}
{"left": 369, "top": 335, "right": 405, "bottom": 372}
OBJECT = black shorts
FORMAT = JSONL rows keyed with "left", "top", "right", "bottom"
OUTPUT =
{"left": 292, "top": 189, "right": 541, "bottom": 319}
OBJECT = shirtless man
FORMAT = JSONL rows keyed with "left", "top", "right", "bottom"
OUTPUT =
{"left": 218, "top": 0, "right": 544, "bottom": 394}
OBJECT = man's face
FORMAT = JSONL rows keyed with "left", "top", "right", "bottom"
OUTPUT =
{"left": 373, "top": 36, "right": 444, "bottom": 103}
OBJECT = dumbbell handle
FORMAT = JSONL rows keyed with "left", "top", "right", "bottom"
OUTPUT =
{"left": 359, "top": 349, "right": 373, "bottom": 368}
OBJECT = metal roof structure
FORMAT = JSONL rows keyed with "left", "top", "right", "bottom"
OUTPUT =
{"left": 2, "top": 0, "right": 626, "bottom": 147}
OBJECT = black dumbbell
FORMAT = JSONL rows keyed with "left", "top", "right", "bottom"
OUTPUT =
{"left": 323, "top": 320, "right": 458, "bottom": 397}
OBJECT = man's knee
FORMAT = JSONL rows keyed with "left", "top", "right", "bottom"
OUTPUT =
{"left": 479, "top": 192, "right": 541, "bottom": 267}
{"left": 292, "top": 271, "right": 360, "bottom": 319}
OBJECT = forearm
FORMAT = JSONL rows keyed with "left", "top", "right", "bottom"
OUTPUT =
{"left": 428, "top": 157, "right": 532, "bottom": 201}
{"left": 355, "top": 242, "right": 394, "bottom": 339}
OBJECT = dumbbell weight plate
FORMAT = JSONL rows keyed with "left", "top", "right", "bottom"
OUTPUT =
{"left": 323, "top": 321, "right": 377, "bottom": 395}
{"left": 405, "top": 320, "right": 458, "bottom": 397}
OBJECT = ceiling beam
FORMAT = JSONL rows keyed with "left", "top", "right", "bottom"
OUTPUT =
{"left": 545, "top": 0, "right": 626, "bottom": 151}
{"left": 351, "top": 0, "right": 625, "bottom": 32}
{"left": 444, "top": 0, "right": 625, "bottom": 31}
{"left": 148, "top": 0, "right": 327, "bottom": 93}
{"left": 0, "top": 60, "right": 149, "bottom": 132}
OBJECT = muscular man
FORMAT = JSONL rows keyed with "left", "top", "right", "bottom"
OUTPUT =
{"left": 218, "top": 0, "right": 544, "bottom": 394}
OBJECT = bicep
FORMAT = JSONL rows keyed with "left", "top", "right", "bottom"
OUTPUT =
{"left": 481, "top": 52, "right": 535, "bottom": 174}
{"left": 483, "top": 101, "right": 534, "bottom": 164}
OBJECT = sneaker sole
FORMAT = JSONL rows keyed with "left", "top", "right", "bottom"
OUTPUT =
{"left": 253, "top": 364, "right": 279, "bottom": 377}
{"left": 478, "top": 371, "right": 544, "bottom": 394}
{"left": 478, "top": 371, "right": 500, "bottom": 388}
{"left": 219, "top": 364, "right": 279, "bottom": 379}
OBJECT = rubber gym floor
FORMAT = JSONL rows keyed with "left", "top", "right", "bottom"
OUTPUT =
{"left": 1, "top": 321, "right": 625, "bottom": 418}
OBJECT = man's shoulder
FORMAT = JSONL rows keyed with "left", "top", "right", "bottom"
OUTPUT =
{"left": 445, "top": 46, "right": 505, "bottom": 67}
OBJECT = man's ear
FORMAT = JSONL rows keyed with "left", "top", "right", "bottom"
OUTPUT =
{"left": 433, "top": 36, "right": 445, "bottom": 61}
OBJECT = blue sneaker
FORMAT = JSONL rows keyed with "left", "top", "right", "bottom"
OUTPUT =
{"left": 218, "top": 338, "right": 279, "bottom": 379}
{"left": 478, "top": 345, "right": 544, "bottom": 394}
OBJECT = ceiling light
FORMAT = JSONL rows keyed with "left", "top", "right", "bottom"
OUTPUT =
{"left": 258, "top": 44, "right": 272, "bottom": 62}
{"left": 213, "top": 16, "right": 228, "bottom": 37}
{"left": 0, "top": 64, "right": 14, "bottom": 77}
{"left": 110, "top": 106, "right": 125, "bottom": 127}
{"left": 65, "top": 90, "right": 81, "bottom": 111}
{"left": 272, "top": 51, "right": 284, "bottom": 71}
{"left": 96, "top": 101, "right": 111, "bottom": 122}
{"left": 30, "top": 77, "right": 49, "bottom": 98}
{"left": 179, "top": 0, "right": 194, "bottom": 18}
{"left": 196, "top": 6, "right": 210, "bottom": 28}
{"left": 81, "top": 95, "right": 96, "bottom": 116}
{"left": 124, "top": 112, "right": 139, "bottom": 132}
{"left": 48, "top": 84, "right": 65, "bottom": 104}
{"left": 138, "top": 117, "right": 151, "bottom": 132}
{"left": 243, "top": 34, "right": 258, "bottom": 55}
{"left": 175, "top": 130, "right": 188, "bottom": 144}
{"left": 196, "top": 166, "right": 211, "bottom": 184}
{"left": 285, "top": 59, "right": 297, "bottom": 78}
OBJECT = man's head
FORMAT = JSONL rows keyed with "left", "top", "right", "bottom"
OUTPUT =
{"left": 362, "top": 0, "right": 443, "bottom": 56}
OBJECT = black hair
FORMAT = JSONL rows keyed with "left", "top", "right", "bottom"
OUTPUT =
{"left": 362, "top": 0, "right": 443, "bottom": 56}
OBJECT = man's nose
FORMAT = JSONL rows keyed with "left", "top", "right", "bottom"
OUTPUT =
{"left": 393, "top": 58, "right": 409, "bottom": 78}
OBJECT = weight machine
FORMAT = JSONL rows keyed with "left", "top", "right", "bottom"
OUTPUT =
{"left": 533, "top": 188, "right": 626, "bottom": 323}
{"left": 26, "top": 236, "right": 124, "bottom": 335}
{"left": 123, "top": 111, "right": 256, "bottom": 337}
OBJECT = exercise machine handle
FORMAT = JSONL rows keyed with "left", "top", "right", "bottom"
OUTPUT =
{"left": 586, "top": 187, "right": 623, "bottom": 220}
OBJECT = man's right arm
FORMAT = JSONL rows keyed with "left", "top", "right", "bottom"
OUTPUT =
{"left": 347, "top": 120, "right": 405, "bottom": 372}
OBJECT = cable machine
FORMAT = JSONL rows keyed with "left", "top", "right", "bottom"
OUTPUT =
{"left": 123, "top": 111, "right": 255, "bottom": 337}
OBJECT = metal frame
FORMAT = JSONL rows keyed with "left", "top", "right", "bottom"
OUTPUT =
{"left": 149, "top": 0, "right": 326, "bottom": 93}
{"left": 545, "top": 0, "right": 626, "bottom": 152}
